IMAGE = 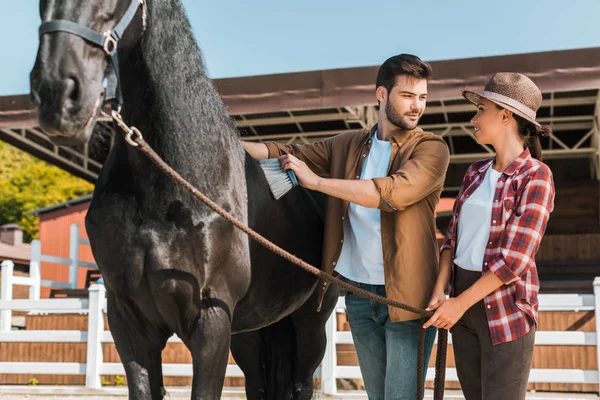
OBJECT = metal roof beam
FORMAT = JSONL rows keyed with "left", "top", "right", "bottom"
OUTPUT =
{"left": 235, "top": 111, "right": 360, "bottom": 127}
{"left": 0, "top": 128, "right": 99, "bottom": 182}
{"left": 420, "top": 95, "right": 599, "bottom": 115}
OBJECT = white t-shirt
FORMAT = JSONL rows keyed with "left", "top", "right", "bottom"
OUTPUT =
{"left": 335, "top": 132, "right": 392, "bottom": 284}
{"left": 454, "top": 166, "right": 503, "bottom": 271}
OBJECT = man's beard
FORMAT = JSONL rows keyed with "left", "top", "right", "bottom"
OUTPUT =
{"left": 385, "top": 101, "right": 421, "bottom": 130}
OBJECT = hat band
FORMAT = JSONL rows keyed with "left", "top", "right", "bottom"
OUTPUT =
{"left": 481, "top": 90, "right": 537, "bottom": 121}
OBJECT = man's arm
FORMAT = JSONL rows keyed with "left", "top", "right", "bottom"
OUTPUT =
{"left": 279, "top": 136, "right": 450, "bottom": 209}
{"left": 242, "top": 137, "right": 334, "bottom": 177}
{"left": 278, "top": 154, "right": 380, "bottom": 207}
{"left": 241, "top": 141, "right": 269, "bottom": 160}
{"left": 372, "top": 138, "right": 450, "bottom": 212}
{"left": 314, "top": 179, "right": 380, "bottom": 208}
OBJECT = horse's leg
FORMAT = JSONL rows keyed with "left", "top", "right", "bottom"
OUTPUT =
{"left": 106, "top": 291, "right": 168, "bottom": 400}
{"left": 289, "top": 286, "right": 339, "bottom": 400}
{"left": 188, "top": 298, "right": 233, "bottom": 400}
{"left": 233, "top": 318, "right": 297, "bottom": 400}
{"left": 231, "top": 331, "right": 267, "bottom": 400}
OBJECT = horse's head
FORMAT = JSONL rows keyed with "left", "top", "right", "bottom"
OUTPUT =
{"left": 30, "top": 0, "right": 145, "bottom": 146}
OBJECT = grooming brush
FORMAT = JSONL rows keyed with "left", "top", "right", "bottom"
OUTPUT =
{"left": 259, "top": 158, "right": 299, "bottom": 200}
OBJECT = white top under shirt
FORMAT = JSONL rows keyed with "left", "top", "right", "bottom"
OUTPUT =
{"left": 335, "top": 132, "right": 392, "bottom": 284}
{"left": 454, "top": 166, "right": 503, "bottom": 271}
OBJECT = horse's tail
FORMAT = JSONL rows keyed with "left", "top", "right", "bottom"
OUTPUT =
{"left": 259, "top": 315, "right": 297, "bottom": 399}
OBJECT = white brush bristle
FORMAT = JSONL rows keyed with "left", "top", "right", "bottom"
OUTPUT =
{"left": 259, "top": 159, "right": 296, "bottom": 200}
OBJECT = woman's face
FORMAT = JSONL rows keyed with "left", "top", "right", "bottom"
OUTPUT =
{"left": 470, "top": 98, "right": 507, "bottom": 145}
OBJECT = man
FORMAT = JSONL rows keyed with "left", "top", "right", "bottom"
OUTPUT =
{"left": 242, "top": 54, "right": 450, "bottom": 400}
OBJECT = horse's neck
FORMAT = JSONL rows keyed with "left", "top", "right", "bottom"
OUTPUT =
{"left": 114, "top": 0, "right": 240, "bottom": 183}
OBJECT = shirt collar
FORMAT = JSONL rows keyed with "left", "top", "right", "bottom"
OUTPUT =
{"left": 477, "top": 148, "right": 531, "bottom": 176}
{"left": 370, "top": 124, "right": 422, "bottom": 144}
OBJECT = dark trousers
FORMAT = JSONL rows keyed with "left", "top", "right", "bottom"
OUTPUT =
{"left": 452, "top": 266, "right": 536, "bottom": 400}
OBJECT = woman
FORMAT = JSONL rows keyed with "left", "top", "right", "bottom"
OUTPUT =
{"left": 423, "top": 72, "right": 555, "bottom": 400}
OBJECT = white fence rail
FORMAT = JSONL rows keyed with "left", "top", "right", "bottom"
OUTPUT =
{"left": 1, "top": 257, "right": 599, "bottom": 395}
{"left": 0, "top": 224, "right": 98, "bottom": 326}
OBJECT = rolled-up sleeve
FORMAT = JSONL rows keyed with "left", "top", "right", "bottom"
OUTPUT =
{"left": 264, "top": 138, "right": 333, "bottom": 177}
{"left": 371, "top": 139, "right": 450, "bottom": 212}
{"left": 488, "top": 166, "right": 555, "bottom": 284}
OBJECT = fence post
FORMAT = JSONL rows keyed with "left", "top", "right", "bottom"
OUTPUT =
{"left": 30, "top": 240, "right": 41, "bottom": 300}
{"left": 593, "top": 277, "right": 600, "bottom": 397}
{"left": 86, "top": 283, "right": 106, "bottom": 389}
{"left": 321, "top": 309, "right": 338, "bottom": 395}
{"left": 0, "top": 260, "right": 14, "bottom": 331}
{"left": 69, "top": 224, "right": 80, "bottom": 289}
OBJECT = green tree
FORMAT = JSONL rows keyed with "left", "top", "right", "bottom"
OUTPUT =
{"left": 0, "top": 141, "right": 93, "bottom": 242}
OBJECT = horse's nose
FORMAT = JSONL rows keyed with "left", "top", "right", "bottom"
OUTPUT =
{"left": 30, "top": 77, "right": 81, "bottom": 136}
{"left": 30, "top": 68, "right": 81, "bottom": 110}
{"left": 63, "top": 75, "right": 81, "bottom": 104}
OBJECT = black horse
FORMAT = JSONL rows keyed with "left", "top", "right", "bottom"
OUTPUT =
{"left": 30, "top": 1, "right": 338, "bottom": 399}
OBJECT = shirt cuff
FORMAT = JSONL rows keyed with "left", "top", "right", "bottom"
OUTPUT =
{"left": 372, "top": 177, "right": 396, "bottom": 212}
{"left": 487, "top": 254, "right": 520, "bottom": 285}
{"left": 440, "top": 240, "right": 452, "bottom": 253}
{"left": 264, "top": 142, "right": 286, "bottom": 158}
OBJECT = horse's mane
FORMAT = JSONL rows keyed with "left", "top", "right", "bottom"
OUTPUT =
{"left": 119, "top": 0, "right": 242, "bottom": 193}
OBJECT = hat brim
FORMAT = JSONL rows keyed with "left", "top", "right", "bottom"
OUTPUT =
{"left": 462, "top": 90, "right": 542, "bottom": 129}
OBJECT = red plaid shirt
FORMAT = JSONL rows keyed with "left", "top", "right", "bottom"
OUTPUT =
{"left": 442, "top": 149, "right": 555, "bottom": 345}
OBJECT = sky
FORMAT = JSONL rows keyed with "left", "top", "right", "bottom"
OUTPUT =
{"left": 1, "top": 0, "right": 600, "bottom": 96}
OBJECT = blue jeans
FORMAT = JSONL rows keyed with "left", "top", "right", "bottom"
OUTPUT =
{"left": 344, "top": 280, "right": 437, "bottom": 400}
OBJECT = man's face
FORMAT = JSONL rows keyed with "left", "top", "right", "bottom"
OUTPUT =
{"left": 378, "top": 75, "right": 428, "bottom": 130}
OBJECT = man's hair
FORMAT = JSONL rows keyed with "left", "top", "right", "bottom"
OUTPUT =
{"left": 375, "top": 54, "right": 432, "bottom": 93}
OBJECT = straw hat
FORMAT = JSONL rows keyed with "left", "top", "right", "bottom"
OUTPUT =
{"left": 463, "top": 72, "right": 544, "bottom": 131}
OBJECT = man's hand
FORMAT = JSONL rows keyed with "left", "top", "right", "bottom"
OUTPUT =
{"left": 279, "top": 154, "right": 321, "bottom": 190}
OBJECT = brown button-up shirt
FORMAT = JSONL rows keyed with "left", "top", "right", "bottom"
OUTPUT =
{"left": 265, "top": 126, "right": 450, "bottom": 321}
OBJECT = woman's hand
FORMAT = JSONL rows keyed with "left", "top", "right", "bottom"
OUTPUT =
{"left": 425, "top": 289, "right": 447, "bottom": 312}
{"left": 423, "top": 298, "right": 467, "bottom": 330}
